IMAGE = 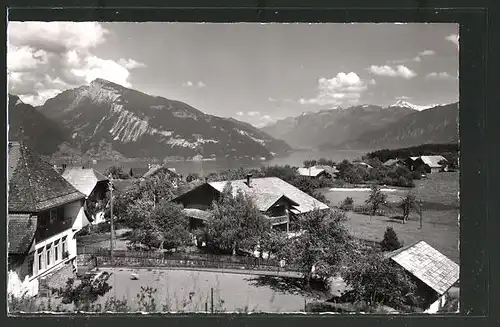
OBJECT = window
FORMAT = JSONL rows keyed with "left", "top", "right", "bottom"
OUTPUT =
{"left": 54, "top": 240, "right": 60, "bottom": 262}
{"left": 49, "top": 209, "right": 57, "bottom": 223}
{"left": 37, "top": 249, "right": 43, "bottom": 271}
{"left": 46, "top": 244, "right": 52, "bottom": 267}
{"left": 62, "top": 236, "right": 67, "bottom": 257}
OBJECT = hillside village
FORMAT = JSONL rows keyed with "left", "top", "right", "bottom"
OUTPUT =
{"left": 8, "top": 140, "right": 459, "bottom": 314}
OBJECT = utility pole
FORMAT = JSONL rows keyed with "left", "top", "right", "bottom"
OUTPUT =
{"left": 109, "top": 174, "right": 114, "bottom": 263}
{"left": 419, "top": 199, "right": 423, "bottom": 229}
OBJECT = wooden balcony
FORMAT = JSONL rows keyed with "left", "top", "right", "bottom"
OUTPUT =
{"left": 266, "top": 215, "right": 289, "bottom": 226}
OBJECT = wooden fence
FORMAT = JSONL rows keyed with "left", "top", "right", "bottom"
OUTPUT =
{"left": 77, "top": 246, "right": 292, "bottom": 272}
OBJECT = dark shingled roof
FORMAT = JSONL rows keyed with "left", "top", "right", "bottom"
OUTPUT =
{"left": 8, "top": 141, "right": 85, "bottom": 212}
{"left": 8, "top": 214, "right": 38, "bottom": 254}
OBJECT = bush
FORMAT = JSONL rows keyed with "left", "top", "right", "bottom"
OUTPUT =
{"left": 380, "top": 227, "right": 403, "bottom": 252}
{"left": 340, "top": 197, "right": 354, "bottom": 211}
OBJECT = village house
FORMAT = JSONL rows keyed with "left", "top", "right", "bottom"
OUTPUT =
{"left": 142, "top": 164, "right": 182, "bottom": 186}
{"left": 385, "top": 241, "right": 459, "bottom": 313}
{"left": 297, "top": 165, "right": 339, "bottom": 179}
{"left": 7, "top": 142, "right": 88, "bottom": 297}
{"left": 172, "top": 175, "right": 330, "bottom": 233}
{"left": 382, "top": 158, "right": 406, "bottom": 167}
{"left": 406, "top": 155, "right": 448, "bottom": 173}
{"left": 62, "top": 167, "right": 109, "bottom": 225}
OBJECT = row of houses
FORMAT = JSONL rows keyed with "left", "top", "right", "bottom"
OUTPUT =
{"left": 383, "top": 155, "right": 449, "bottom": 174}
{"left": 7, "top": 141, "right": 458, "bottom": 313}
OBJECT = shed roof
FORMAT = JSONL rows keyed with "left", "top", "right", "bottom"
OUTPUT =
{"left": 386, "top": 241, "right": 459, "bottom": 295}
{"left": 8, "top": 141, "right": 85, "bottom": 212}
{"left": 208, "top": 177, "right": 329, "bottom": 214}
{"left": 8, "top": 213, "right": 38, "bottom": 254}
{"left": 62, "top": 167, "right": 108, "bottom": 197}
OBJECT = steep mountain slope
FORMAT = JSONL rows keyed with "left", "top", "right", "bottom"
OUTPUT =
{"left": 389, "top": 99, "right": 443, "bottom": 111}
{"left": 37, "top": 79, "right": 291, "bottom": 160}
{"left": 335, "top": 102, "right": 459, "bottom": 150}
{"left": 8, "top": 94, "right": 70, "bottom": 155}
{"left": 261, "top": 105, "right": 417, "bottom": 149}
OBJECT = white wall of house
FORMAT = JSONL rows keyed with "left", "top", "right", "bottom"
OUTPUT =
{"left": 66, "top": 200, "right": 90, "bottom": 230}
{"left": 7, "top": 270, "right": 39, "bottom": 298}
{"left": 424, "top": 293, "right": 447, "bottom": 314}
{"left": 33, "top": 228, "right": 77, "bottom": 279}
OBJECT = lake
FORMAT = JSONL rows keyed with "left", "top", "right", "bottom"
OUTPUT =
{"left": 79, "top": 149, "right": 367, "bottom": 177}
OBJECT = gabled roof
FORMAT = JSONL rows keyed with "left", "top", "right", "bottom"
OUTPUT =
{"left": 208, "top": 177, "right": 329, "bottom": 214}
{"left": 62, "top": 167, "right": 108, "bottom": 197}
{"left": 383, "top": 159, "right": 403, "bottom": 166}
{"left": 419, "top": 155, "right": 447, "bottom": 168}
{"left": 143, "top": 164, "right": 181, "bottom": 179}
{"left": 297, "top": 167, "right": 325, "bottom": 177}
{"left": 8, "top": 142, "right": 86, "bottom": 212}
{"left": 8, "top": 214, "right": 38, "bottom": 254}
{"left": 386, "top": 241, "right": 459, "bottom": 295}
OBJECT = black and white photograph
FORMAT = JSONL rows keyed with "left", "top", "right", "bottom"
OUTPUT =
{"left": 7, "top": 22, "right": 460, "bottom": 314}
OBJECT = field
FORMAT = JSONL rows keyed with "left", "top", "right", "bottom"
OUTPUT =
{"left": 320, "top": 172, "right": 460, "bottom": 263}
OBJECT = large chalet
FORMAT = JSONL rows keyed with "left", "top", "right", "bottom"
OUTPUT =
{"left": 7, "top": 141, "right": 88, "bottom": 297}
{"left": 173, "top": 175, "right": 330, "bottom": 233}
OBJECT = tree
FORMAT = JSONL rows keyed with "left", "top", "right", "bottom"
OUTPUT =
{"left": 365, "top": 185, "right": 388, "bottom": 216}
{"left": 380, "top": 227, "right": 403, "bottom": 251}
{"left": 342, "top": 251, "right": 422, "bottom": 311}
{"left": 399, "top": 192, "right": 418, "bottom": 223}
{"left": 126, "top": 200, "right": 191, "bottom": 251}
{"left": 281, "top": 209, "right": 353, "bottom": 287}
{"left": 260, "top": 229, "right": 288, "bottom": 259}
{"left": 340, "top": 197, "right": 354, "bottom": 211}
{"left": 52, "top": 275, "right": 112, "bottom": 311}
{"left": 186, "top": 172, "right": 200, "bottom": 183}
{"left": 303, "top": 159, "right": 317, "bottom": 168}
{"left": 104, "top": 165, "right": 128, "bottom": 179}
{"left": 206, "top": 182, "right": 271, "bottom": 255}
{"left": 260, "top": 165, "right": 298, "bottom": 182}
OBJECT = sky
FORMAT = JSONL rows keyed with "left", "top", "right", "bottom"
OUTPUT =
{"left": 7, "top": 22, "right": 459, "bottom": 128}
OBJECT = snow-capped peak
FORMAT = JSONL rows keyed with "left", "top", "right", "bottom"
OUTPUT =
{"left": 390, "top": 100, "right": 440, "bottom": 111}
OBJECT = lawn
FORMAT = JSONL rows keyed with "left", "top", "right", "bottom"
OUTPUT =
{"left": 320, "top": 172, "right": 459, "bottom": 263}
{"left": 97, "top": 268, "right": 318, "bottom": 313}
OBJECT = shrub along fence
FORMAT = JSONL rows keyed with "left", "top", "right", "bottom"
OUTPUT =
{"left": 77, "top": 246, "right": 296, "bottom": 273}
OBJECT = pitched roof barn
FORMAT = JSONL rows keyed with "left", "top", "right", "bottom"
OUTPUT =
{"left": 297, "top": 167, "right": 326, "bottom": 177}
{"left": 386, "top": 241, "right": 459, "bottom": 295}
{"left": 62, "top": 167, "right": 108, "bottom": 197}
{"left": 419, "top": 155, "right": 447, "bottom": 169}
{"left": 8, "top": 141, "right": 85, "bottom": 212}
{"left": 207, "top": 177, "right": 329, "bottom": 214}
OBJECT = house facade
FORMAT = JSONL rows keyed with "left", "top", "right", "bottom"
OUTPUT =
{"left": 386, "top": 241, "right": 459, "bottom": 313}
{"left": 62, "top": 167, "right": 109, "bottom": 225}
{"left": 7, "top": 142, "right": 87, "bottom": 297}
{"left": 173, "top": 176, "right": 329, "bottom": 233}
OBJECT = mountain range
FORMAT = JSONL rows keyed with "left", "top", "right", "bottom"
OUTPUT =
{"left": 261, "top": 101, "right": 458, "bottom": 151}
{"left": 8, "top": 79, "right": 291, "bottom": 161}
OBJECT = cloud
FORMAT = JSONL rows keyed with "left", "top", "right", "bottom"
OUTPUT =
{"left": 426, "top": 72, "right": 457, "bottom": 80}
{"left": 299, "top": 72, "right": 370, "bottom": 106}
{"left": 445, "top": 34, "right": 459, "bottom": 46}
{"left": 182, "top": 80, "right": 206, "bottom": 88}
{"left": 413, "top": 56, "right": 421, "bottom": 62}
{"left": 268, "top": 97, "right": 277, "bottom": 102}
{"left": 419, "top": 50, "right": 436, "bottom": 56}
{"left": 236, "top": 111, "right": 244, "bottom": 116}
{"left": 247, "top": 111, "right": 260, "bottom": 117}
{"left": 396, "top": 95, "right": 412, "bottom": 100}
{"left": 7, "top": 22, "right": 144, "bottom": 105}
{"left": 118, "top": 58, "right": 147, "bottom": 69}
{"left": 368, "top": 65, "right": 417, "bottom": 79}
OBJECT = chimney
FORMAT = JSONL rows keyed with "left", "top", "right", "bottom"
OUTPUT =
{"left": 246, "top": 174, "right": 253, "bottom": 187}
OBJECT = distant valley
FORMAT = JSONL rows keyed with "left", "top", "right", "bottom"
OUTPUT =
{"left": 261, "top": 101, "right": 458, "bottom": 151}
